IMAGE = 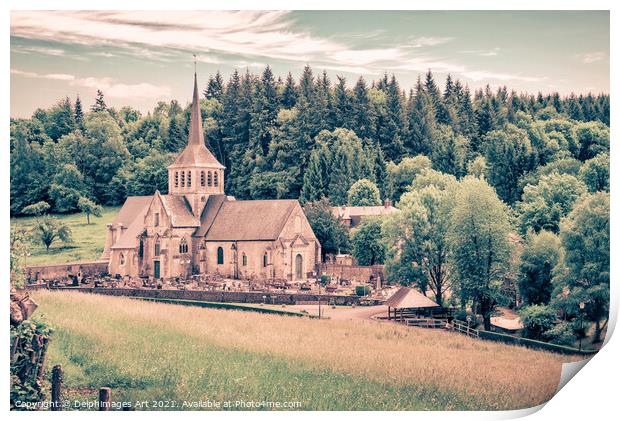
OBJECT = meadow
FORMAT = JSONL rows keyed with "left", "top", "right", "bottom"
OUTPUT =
{"left": 33, "top": 290, "right": 576, "bottom": 411}
{"left": 10, "top": 207, "right": 119, "bottom": 265}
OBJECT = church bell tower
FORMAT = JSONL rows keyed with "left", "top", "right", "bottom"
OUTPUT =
{"left": 167, "top": 72, "right": 225, "bottom": 217}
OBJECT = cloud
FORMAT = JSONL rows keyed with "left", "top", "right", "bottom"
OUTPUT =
{"left": 12, "top": 45, "right": 66, "bottom": 56}
{"left": 408, "top": 36, "right": 454, "bottom": 48}
{"left": 11, "top": 68, "right": 171, "bottom": 99}
{"left": 576, "top": 51, "right": 606, "bottom": 64}
{"left": 460, "top": 48, "right": 500, "bottom": 57}
{"left": 461, "top": 70, "right": 542, "bottom": 83}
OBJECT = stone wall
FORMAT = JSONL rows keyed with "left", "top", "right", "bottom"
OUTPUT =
{"left": 320, "top": 263, "right": 385, "bottom": 283}
{"left": 49, "top": 287, "right": 380, "bottom": 306}
{"left": 25, "top": 260, "right": 109, "bottom": 282}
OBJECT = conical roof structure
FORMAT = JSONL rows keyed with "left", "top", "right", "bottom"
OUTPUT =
{"left": 168, "top": 72, "right": 225, "bottom": 169}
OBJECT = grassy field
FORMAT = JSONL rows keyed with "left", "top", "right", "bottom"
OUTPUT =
{"left": 10, "top": 207, "right": 120, "bottom": 265}
{"left": 33, "top": 290, "right": 576, "bottom": 411}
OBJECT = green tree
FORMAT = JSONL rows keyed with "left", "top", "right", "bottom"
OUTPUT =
{"left": 48, "top": 163, "right": 89, "bottom": 213}
{"left": 553, "top": 192, "right": 609, "bottom": 342}
{"left": 519, "top": 305, "right": 557, "bottom": 340}
{"left": 21, "top": 201, "right": 50, "bottom": 217}
{"left": 351, "top": 218, "right": 385, "bottom": 266}
{"left": 449, "top": 177, "right": 512, "bottom": 330}
{"left": 516, "top": 173, "right": 587, "bottom": 234}
{"left": 385, "top": 155, "right": 432, "bottom": 203}
{"left": 303, "top": 199, "right": 349, "bottom": 259}
{"left": 31, "top": 216, "right": 73, "bottom": 252}
{"left": 518, "top": 230, "right": 562, "bottom": 305}
{"left": 579, "top": 152, "right": 609, "bottom": 192}
{"left": 573, "top": 121, "right": 609, "bottom": 161}
{"left": 431, "top": 124, "right": 469, "bottom": 177}
{"left": 77, "top": 196, "right": 103, "bottom": 224}
{"left": 347, "top": 179, "right": 381, "bottom": 206}
{"left": 91, "top": 89, "right": 107, "bottom": 112}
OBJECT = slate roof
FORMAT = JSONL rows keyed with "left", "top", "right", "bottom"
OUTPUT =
{"left": 194, "top": 194, "right": 228, "bottom": 237}
{"left": 110, "top": 196, "right": 151, "bottom": 250}
{"left": 168, "top": 72, "right": 225, "bottom": 170}
{"left": 203, "top": 199, "right": 298, "bottom": 241}
{"left": 384, "top": 287, "right": 440, "bottom": 309}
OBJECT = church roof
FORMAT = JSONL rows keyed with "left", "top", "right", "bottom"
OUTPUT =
{"left": 159, "top": 194, "right": 200, "bottom": 227}
{"left": 168, "top": 72, "right": 225, "bottom": 170}
{"left": 194, "top": 194, "right": 228, "bottom": 237}
{"left": 110, "top": 196, "right": 151, "bottom": 250}
{"left": 203, "top": 199, "right": 298, "bottom": 241}
{"left": 332, "top": 204, "right": 400, "bottom": 220}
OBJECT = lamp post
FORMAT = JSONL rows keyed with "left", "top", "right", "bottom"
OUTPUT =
{"left": 579, "top": 301, "right": 585, "bottom": 352}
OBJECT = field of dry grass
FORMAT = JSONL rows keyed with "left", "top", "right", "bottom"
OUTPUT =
{"left": 33, "top": 290, "right": 576, "bottom": 411}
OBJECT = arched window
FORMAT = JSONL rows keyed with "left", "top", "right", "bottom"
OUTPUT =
{"left": 207, "top": 171, "right": 212, "bottom": 186}
{"left": 187, "top": 171, "right": 192, "bottom": 187}
{"left": 201, "top": 196, "right": 206, "bottom": 202}
{"left": 242, "top": 253, "right": 247, "bottom": 266}
{"left": 263, "top": 252, "right": 268, "bottom": 268}
{"left": 138, "top": 240, "right": 144, "bottom": 258}
{"left": 295, "top": 254, "right": 303, "bottom": 279}
{"left": 179, "top": 238, "right": 188, "bottom": 254}
{"left": 217, "top": 247, "right": 224, "bottom": 265}
{"left": 154, "top": 239, "right": 161, "bottom": 256}
{"left": 120, "top": 253, "right": 126, "bottom": 266}
{"left": 200, "top": 171, "right": 206, "bottom": 187}
{"left": 180, "top": 171, "right": 185, "bottom": 187}
{"left": 174, "top": 171, "right": 179, "bottom": 188}
{"left": 214, "top": 171, "right": 219, "bottom": 187}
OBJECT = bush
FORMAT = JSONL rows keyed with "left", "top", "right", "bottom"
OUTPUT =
{"left": 544, "top": 322, "right": 577, "bottom": 346}
{"left": 519, "top": 305, "right": 557, "bottom": 340}
{"left": 355, "top": 285, "right": 371, "bottom": 296}
{"left": 453, "top": 309, "right": 468, "bottom": 322}
{"left": 320, "top": 274, "right": 331, "bottom": 285}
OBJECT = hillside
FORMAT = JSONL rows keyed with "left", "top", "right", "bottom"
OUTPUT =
{"left": 33, "top": 290, "right": 575, "bottom": 411}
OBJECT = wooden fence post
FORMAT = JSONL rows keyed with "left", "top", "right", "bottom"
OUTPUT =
{"left": 51, "top": 365, "right": 62, "bottom": 411}
{"left": 99, "top": 387, "right": 111, "bottom": 411}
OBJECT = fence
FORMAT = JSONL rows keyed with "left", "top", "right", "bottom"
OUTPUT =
{"left": 450, "top": 320, "right": 480, "bottom": 339}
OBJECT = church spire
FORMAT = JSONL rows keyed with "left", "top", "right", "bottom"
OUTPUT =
{"left": 188, "top": 71, "right": 204, "bottom": 146}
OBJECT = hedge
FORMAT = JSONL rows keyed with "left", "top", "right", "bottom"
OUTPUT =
{"left": 131, "top": 297, "right": 320, "bottom": 318}
{"left": 479, "top": 330, "right": 598, "bottom": 356}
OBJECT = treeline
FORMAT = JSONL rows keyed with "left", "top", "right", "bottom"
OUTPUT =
{"left": 10, "top": 66, "right": 610, "bottom": 215}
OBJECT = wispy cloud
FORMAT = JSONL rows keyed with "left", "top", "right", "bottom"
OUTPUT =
{"left": 576, "top": 51, "right": 606, "bottom": 64}
{"left": 11, "top": 68, "right": 171, "bottom": 99}
{"left": 408, "top": 36, "right": 454, "bottom": 48}
{"left": 12, "top": 45, "right": 66, "bottom": 57}
{"left": 461, "top": 70, "right": 542, "bottom": 83}
{"left": 460, "top": 47, "right": 500, "bottom": 57}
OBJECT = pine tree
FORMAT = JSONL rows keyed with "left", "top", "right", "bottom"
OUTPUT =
{"left": 91, "top": 90, "right": 107, "bottom": 112}
{"left": 74, "top": 95, "right": 84, "bottom": 131}
{"left": 405, "top": 78, "right": 436, "bottom": 156}
{"left": 164, "top": 117, "right": 184, "bottom": 152}
{"left": 300, "top": 145, "right": 329, "bottom": 204}
{"left": 351, "top": 76, "right": 374, "bottom": 139}
{"left": 333, "top": 76, "right": 351, "bottom": 129}
{"left": 204, "top": 71, "right": 224, "bottom": 101}
{"left": 280, "top": 72, "right": 298, "bottom": 108}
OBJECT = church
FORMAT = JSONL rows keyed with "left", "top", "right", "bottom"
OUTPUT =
{"left": 102, "top": 73, "right": 321, "bottom": 281}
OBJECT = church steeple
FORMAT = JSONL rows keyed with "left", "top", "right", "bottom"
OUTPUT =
{"left": 168, "top": 70, "right": 225, "bottom": 217}
{"left": 188, "top": 72, "right": 204, "bottom": 147}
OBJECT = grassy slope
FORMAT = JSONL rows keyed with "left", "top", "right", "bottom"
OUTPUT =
{"left": 33, "top": 291, "right": 575, "bottom": 411}
{"left": 10, "top": 207, "right": 119, "bottom": 266}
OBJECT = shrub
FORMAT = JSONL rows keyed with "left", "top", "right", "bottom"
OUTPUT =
{"left": 355, "top": 285, "right": 371, "bottom": 296}
{"left": 320, "top": 274, "right": 331, "bottom": 285}
{"left": 544, "top": 322, "right": 577, "bottom": 346}
{"left": 519, "top": 305, "right": 557, "bottom": 340}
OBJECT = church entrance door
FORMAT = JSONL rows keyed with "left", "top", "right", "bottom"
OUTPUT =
{"left": 154, "top": 260, "right": 160, "bottom": 278}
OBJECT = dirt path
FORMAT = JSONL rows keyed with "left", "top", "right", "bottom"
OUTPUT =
{"left": 289, "top": 304, "right": 388, "bottom": 320}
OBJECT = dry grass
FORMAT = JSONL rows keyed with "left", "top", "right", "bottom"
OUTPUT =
{"left": 34, "top": 290, "right": 576, "bottom": 410}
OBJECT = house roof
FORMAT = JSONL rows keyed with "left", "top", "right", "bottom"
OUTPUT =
{"left": 203, "top": 199, "right": 298, "bottom": 241}
{"left": 168, "top": 73, "right": 225, "bottom": 170}
{"left": 332, "top": 205, "right": 400, "bottom": 220}
{"left": 384, "top": 287, "right": 440, "bottom": 309}
{"left": 110, "top": 196, "right": 151, "bottom": 250}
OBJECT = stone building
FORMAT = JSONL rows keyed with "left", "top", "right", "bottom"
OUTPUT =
{"left": 331, "top": 200, "right": 400, "bottom": 228}
{"left": 103, "top": 73, "right": 321, "bottom": 280}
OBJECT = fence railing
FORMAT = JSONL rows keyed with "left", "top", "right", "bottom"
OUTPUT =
{"left": 450, "top": 320, "right": 480, "bottom": 338}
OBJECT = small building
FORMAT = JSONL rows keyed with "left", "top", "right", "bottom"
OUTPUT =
{"left": 332, "top": 200, "right": 400, "bottom": 228}
{"left": 384, "top": 286, "right": 442, "bottom": 322}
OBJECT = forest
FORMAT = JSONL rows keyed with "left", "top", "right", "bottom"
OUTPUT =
{"left": 10, "top": 65, "right": 610, "bottom": 344}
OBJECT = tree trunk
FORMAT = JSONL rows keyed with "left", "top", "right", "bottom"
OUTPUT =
{"left": 86, "top": 213, "right": 90, "bottom": 224}
{"left": 593, "top": 319, "right": 602, "bottom": 343}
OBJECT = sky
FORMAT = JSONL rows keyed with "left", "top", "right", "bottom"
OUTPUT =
{"left": 10, "top": 10, "right": 610, "bottom": 118}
